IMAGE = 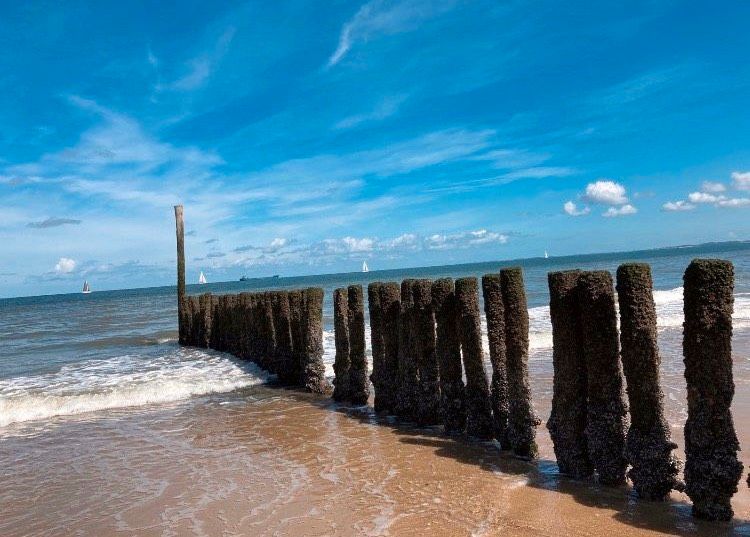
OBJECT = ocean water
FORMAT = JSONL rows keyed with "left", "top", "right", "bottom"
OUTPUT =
{"left": 2, "top": 242, "right": 750, "bottom": 430}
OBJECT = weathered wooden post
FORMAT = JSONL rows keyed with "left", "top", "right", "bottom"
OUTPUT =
{"left": 501, "top": 268, "right": 539, "bottom": 458}
{"left": 301, "top": 288, "right": 331, "bottom": 394}
{"left": 185, "top": 295, "right": 198, "bottom": 346}
{"left": 368, "top": 283, "right": 385, "bottom": 410}
{"left": 197, "top": 293, "right": 213, "bottom": 348}
{"left": 348, "top": 285, "right": 370, "bottom": 405}
{"left": 288, "top": 290, "right": 305, "bottom": 383}
{"left": 455, "top": 277, "right": 494, "bottom": 439}
{"left": 578, "top": 271, "right": 628, "bottom": 486}
{"left": 412, "top": 279, "right": 440, "bottom": 426}
{"left": 378, "top": 282, "right": 401, "bottom": 414}
{"left": 432, "top": 278, "right": 466, "bottom": 434}
{"left": 616, "top": 263, "right": 682, "bottom": 500}
{"left": 258, "top": 292, "right": 277, "bottom": 372}
{"left": 333, "top": 288, "right": 351, "bottom": 401}
{"left": 273, "top": 292, "right": 295, "bottom": 384}
{"left": 174, "top": 205, "right": 186, "bottom": 344}
{"left": 683, "top": 259, "right": 742, "bottom": 520}
{"left": 547, "top": 270, "right": 592, "bottom": 479}
{"left": 481, "top": 274, "right": 510, "bottom": 447}
{"left": 396, "top": 279, "right": 418, "bottom": 420}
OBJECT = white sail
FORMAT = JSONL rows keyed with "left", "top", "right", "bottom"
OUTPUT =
{"left": 544, "top": 250, "right": 549, "bottom": 259}
{"left": 82, "top": 281, "right": 91, "bottom": 294}
{"left": 362, "top": 261, "right": 369, "bottom": 273}
{"left": 198, "top": 271, "right": 207, "bottom": 284}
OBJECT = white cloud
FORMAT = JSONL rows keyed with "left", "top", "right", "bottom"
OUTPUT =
{"left": 584, "top": 180, "right": 628, "bottom": 205}
{"left": 327, "top": 0, "right": 455, "bottom": 67}
{"left": 54, "top": 257, "right": 77, "bottom": 274}
{"left": 335, "top": 94, "right": 408, "bottom": 129}
{"left": 701, "top": 181, "right": 726, "bottom": 193}
{"left": 688, "top": 191, "right": 724, "bottom": 204}
{"left": 662, "top": 200, "right": 696, "bottom": 212}
{"left": 732, "top": 171, "right": 750, "bottom": 191}
{"left": 424, "top": 229, "right": 507, "bottom": 250}
{"left": 602, "top": 204, "right": 637, "bottom": 217}
{"left": 563, "top": 200, "right": 590, "bottom": 216}
{"left": 716, "top": 197, "right": 750, "bottom": 208}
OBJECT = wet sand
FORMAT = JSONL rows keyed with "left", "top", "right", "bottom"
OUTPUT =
{"left": 3, "top": 367, "right": 750, "bottom": 537}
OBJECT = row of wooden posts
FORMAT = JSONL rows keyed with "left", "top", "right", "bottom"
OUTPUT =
{"left": 172, "top": 207, "right": 741, "bottom": 522}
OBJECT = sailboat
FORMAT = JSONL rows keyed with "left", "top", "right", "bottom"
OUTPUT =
{"left": 82, "top": 281, "right": 91, "bottom": 294}
{"left": 198, "top": 271, "right": 207, "bottom": 284}
{"left": 544, "top": 250, "right": 549, "bottom": 259}
{"left": 362, "top": 261, "right": 369, "bottom": 273}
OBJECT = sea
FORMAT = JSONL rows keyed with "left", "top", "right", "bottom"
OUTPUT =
{"left": 2, "top": 242, "right": 750, "bottom": 536}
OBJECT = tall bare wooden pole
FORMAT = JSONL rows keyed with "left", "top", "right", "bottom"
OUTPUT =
{"left": 174, "top": 205, "right": 186, "bottom": 342}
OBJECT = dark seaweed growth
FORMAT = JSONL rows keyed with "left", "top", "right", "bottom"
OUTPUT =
{"left": 500, "top": 268, "right": 540, "bottom": 459}
{"left": 332, "top": 288, "right": 351, "bottom": 401}
{"left": 348, "top": 285, "right": 370, "bottom": 405}
{"left": 412, "top": 279, "right": 441, "bottom": 426}
{"left": 578, "top": 271, "right": 628, "bottom": 486}
{"left": 616, "top": 263, "right": 682, "bottom": 500}
{"left": 432, "top": 278, "right": 466, "bottom": 434}
{"left": 481, "top": 274, "right": 510, "bottom": 447}
{"left": 455, "top": 277, "right": 494, "bottom": 439}
{"left": 396, "top": 279, "right": 418, "bottom": 420}
{"left": 378, "top": 282, "right": 401, "bottom": 414}
{"left": 683, "top": 259, "right": 742, "bottom": 520}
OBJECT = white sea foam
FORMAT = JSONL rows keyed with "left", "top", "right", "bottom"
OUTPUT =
{"left": 0, "top": 348, "right": 267, "bottom": 427}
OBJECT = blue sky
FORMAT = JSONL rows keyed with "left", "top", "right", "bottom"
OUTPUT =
{"left": 1, "top": 0, "right": 749, "bottom": 297}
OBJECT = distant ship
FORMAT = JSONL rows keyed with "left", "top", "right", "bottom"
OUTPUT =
{"left": 198, "top": 271, "right": 207, "bottom": 284}
{"left": 82, "top": 281, "right": 91, "bottom": 294}
{"left": 240, "top": 274, "right": 279, "bottom": 281}
{"left": 362, "top": 261, "right": 369, "bottom": 273}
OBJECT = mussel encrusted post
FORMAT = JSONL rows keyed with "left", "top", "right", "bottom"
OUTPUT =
{"left": 683, "top": 259, "right": 742, "bottom": 520}
{"left": 481, "top": 274, "right": 510, "bottom": 447}
{"left": 332, "top": 288, "right": 351, "bottom": 401}
{"left": 348, "top": 285, "right": 370, "bottom": 405}
{"left": 412, "top": 279, "right": 441, "bottom": 425}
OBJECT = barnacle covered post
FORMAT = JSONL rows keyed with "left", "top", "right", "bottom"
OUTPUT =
{"left": 396, "top": 279, "right": 418, "bottom": 420}
{"left": 683, "top": 259, "right": 742, "bottom": 520}
{"left": 616, "top": 263, "right": 682, "bottom": 500}
{"left": 412, "top": 279, "right": 441, "bottom": 425}
{"left": 348, "top": 285, "right": 370, "bottom": 405}
{"left": 547, "top": 270, "right": 592, "bottom": 478}
{"left": 378, "top": 282, "right": 401, "bottom": 414}
{"left": 501, "top": 268, "right": 539, "bottom": 458}
{"left": 578, "top": 271, "right": 628, "bottom": 486}
{"left": 482, "top": 274, "right": 510, "bottom": 447}
{"left": 455, "top": 277, "right": 494, "bottom": 439}
{"left": 301, "top": 288, "right": 331, "bottom": 394}
{"left": 368, "top": 283, "right": 385, "bottom": 410}
{"left": 333, "top": 288, "right": 351, "bottom": 401}
{"left": 432, "top": 278, "right": 466, "bottom": 434}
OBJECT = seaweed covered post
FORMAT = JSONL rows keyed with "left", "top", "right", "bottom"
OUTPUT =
{"left": 501, "top": 268, "right": 540, "bottom": 458}
{"left": 301, "top": 288, "right": 331, "bottom": 394}
{"left": 378, "top": 282, "right": 401, "bottom": 414}
{"left": 683, "top": 259, "right": 742, "bottom": 520}
{"left": 288, "top": 290, "right": 305, "bottom": 384}
{"left": 432, "top": 278, "right": 466, "bottom": 434}
{"left": 616, "top": 263, "right": 682, "bottom": 500}
{"left": 481, "top": 274, "right": 510, "bottom": 447}
{"left": 257, "top": 293, "right": 277, "bottom": 372}
{"left": 412, "top": 279, "right": 441, "bottom": 426}
{"left": 273, "top": 292, "right": 295, "bottom": 384}
{"left": 332, "top": 288, "right": 351, "bottom": 401}
{"left": 455, "top": 277, "right": 494, "bottom": 439}
{"left": 547, "top": 270, "right": 592, "bottom": 479}
{"left": 197, "top": 293, "right": 213, "bottom": 348}
{"left": 348, "top": 285, "right": 370, "bottom": 405}
{"left": 578, "top": 271, "right": 628, "bottom": 486}
{"left": 174, "top": 205, "right": 186, "bottom": 344}
{"left": 396, "top": 279, "right": 418, "bottom": 420}
{"left": 368, "top": 283, "right": 386, "bottom": 411}
{"left": 185, "top": 295, "right": 198, "bottom": 346}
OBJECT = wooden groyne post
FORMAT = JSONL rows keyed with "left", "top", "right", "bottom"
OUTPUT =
{"left": 616, "top": 263, "right": 681, "bottom": 500}
{"left": 683, "top": 259, "right": 742, "bottom": 520}
{"left": 333, "top": 288, "right": 351, "bottom": 401}
{"left": 481, "top": 274, "right": 510, "bottom": 447}
{"left": 455, "top": 277, "right": 494, "bottom": 439}
{"left": 413, "top": 279, "right": 441, "bottom": 426}
{"left": 348, "top": 285, "right": 370, "bottom": 405}
{"left": 174, "top": 205, "right": 186, "bottom": 343}
{"left": 547, "top": 270, "right": 593, "bottom": 478}
{"left": 578, "top": 271, "right": 628, "bottom": 486}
